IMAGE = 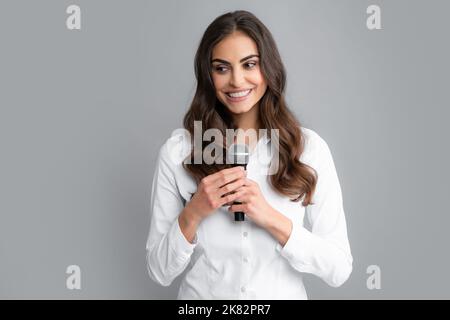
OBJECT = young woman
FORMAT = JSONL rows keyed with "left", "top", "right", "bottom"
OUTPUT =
{"left": 146, "top": 10, "right": 352, "bottom": 299}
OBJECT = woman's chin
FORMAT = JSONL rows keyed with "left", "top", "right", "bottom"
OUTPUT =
{"left": 225, "top": 104, "right": 253, "bottom": 115}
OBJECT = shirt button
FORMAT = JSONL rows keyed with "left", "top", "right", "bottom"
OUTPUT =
{"left": 241, "top": 286, "right": 246, "bottom": 293}
{"left": 243, "top": 232, "right": 248, "bottom": 238}
{"left": 243, "top": 257, "right": 248, "bottom": 263}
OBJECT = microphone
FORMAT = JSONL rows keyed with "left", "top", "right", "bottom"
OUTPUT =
{"left": 227, "top": 143, "right": 250, "bottom": 221}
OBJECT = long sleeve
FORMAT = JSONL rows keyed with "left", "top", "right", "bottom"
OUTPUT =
{"left": 145, "top": 141, "right": 198, "bottom": 287}
{"left": 276, "top": 132, "right": 353, "bottom": 287}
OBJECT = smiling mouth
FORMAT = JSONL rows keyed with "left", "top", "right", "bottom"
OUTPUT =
{"left": 225, "top": 89, "right": 252, "bottom": 98}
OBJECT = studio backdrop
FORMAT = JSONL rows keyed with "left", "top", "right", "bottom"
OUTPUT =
{"left": 1, "top": 0, "right": 449, "bottom": 299}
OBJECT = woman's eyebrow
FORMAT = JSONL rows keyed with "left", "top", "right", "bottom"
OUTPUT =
{"left": 211, "top": 54, "right": 259, "bottom": 65}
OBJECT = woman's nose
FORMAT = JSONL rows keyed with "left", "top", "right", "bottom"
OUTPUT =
{"left": 230, "top": 69, "right": 245, "bottom": 87}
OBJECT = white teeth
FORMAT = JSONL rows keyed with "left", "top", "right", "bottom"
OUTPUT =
{"left": 227, "top": 89, "right": 251, "bottom": 98}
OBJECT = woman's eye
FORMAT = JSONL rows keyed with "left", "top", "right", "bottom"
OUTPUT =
{"left": 214, "top": 66, "right": 228, "bottom": 73}
{"left": 213, "top": 61, "right": 257, "bottom": 73}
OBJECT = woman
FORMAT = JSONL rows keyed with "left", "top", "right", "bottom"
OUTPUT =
{"left": 146, "top": 10, "right": 352, "bottom": 299}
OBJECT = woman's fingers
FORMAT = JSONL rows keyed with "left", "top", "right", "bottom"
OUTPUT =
{"left": 201, "top": 167, "right": 240, "bottom": 188}
{"left": 218, "top": 177, "right": 247, "bottom": 197}
{"left": 214, "top": 167, "right": 246, "bottom": 189}
{"left": 228, "top": 203, "right": 245, "bottom": 212}
{"left": 200, "top": 167, "right": 248, "bottom": 208}
{"left": 221, "top": 189, "right": 245, "bottom": 206}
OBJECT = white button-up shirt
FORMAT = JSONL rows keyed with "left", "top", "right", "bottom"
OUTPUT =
{"left": 146, "top": 127, "right": 353, "bottom": 299}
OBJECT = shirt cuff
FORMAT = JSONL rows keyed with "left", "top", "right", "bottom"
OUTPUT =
{"left": 169, "top": 217, "right": 198, "bottom": 257}
{"left": 275, "top": 221, "right": 315, "bottom": 266}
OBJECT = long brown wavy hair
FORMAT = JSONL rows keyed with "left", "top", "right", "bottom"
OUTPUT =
{"left": 182, "top": 10, "right": 317, "bottom": 206}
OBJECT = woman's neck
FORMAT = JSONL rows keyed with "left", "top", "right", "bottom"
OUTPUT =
{"left": 231, "top": 105, "right": 262, "bottom": 149}
{"left": 232, "top": 104, "right": 261, "bottom": 135}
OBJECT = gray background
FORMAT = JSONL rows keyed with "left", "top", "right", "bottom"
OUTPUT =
{"left": 1, "top": 0, "right": 449, "bottom": 299}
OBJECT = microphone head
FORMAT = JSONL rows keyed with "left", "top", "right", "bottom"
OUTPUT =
{"left": 227, "top": 143, "right": 250, "bottom": 166}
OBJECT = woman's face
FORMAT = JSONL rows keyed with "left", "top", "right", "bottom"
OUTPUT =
{"left": 211, "top": 31, "right": 267, "bottom": 115}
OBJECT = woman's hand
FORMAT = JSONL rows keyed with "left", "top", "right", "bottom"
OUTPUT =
{"left": 227, "top": 178, "right": 279, "bottom": 229}
{"left": 185, "top": 166, "right": 247, "bottom": 224}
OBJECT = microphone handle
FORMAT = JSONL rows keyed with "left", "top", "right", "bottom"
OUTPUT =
{"left": 234, "top": 163, "right": 247, "bottom": 222}
{"left": 234, "top": 210, "right": 245, "bottom": 221}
